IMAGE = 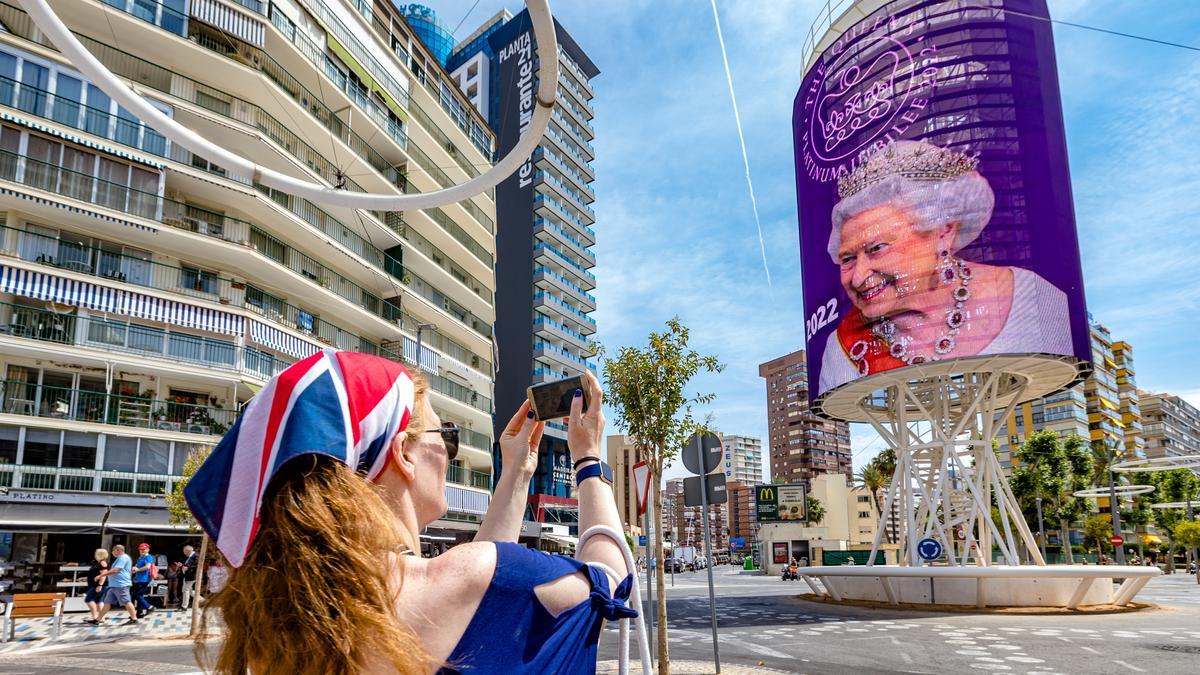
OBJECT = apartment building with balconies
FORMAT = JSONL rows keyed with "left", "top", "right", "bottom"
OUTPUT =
{"left": 994, "top": 319, "right": 1142, "bottom": 470}
{"left": 0, "top": 0, "right": 500, "bottom": 588}
{"left": 448, "top": 10, "right": 598, "bottom": 530}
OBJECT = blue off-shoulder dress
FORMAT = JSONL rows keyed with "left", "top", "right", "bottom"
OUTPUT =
{"left": 438, "top": 542, "right": 638, "bottom": 674}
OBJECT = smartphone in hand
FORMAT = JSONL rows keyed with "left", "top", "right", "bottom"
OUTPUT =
{"left": 527, "top": 375, "right": 589, "bottom": 420}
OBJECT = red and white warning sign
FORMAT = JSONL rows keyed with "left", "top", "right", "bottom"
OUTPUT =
{"left": 633, "top": 461, "right": 651, "bottom": 515}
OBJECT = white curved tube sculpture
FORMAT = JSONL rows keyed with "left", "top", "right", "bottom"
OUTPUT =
{"left": 1073, "top": 485, "right": 1156, "bottom": 498}
{"left": 577, "top": 525, "right": 652, "bottom": 675}
{"left": 18, "top": 0, "right": 559, "bottom": 211}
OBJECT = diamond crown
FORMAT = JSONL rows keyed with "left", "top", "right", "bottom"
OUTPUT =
{"left": 837, "top": 142, "right": 979, "bottom": 199}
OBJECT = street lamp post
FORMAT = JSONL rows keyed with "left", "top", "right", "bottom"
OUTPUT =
{"left": 1035, "top": 495, "right": 1048, "bottom": 562}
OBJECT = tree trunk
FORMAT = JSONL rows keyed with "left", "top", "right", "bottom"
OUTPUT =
{"left": 1059, "top": 520, "right": 1074, "bottom": 564}
{"left": 1166, "top": 542, "right": 1176, "bottom": 574}
{"left": 189, "top": 534, "right": 208, "bottom": 637}
{"left": 652, "top": 477, "right": 669, "bottom": 675}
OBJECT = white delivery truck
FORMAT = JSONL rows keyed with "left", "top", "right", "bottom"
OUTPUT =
{"left": 673, "top": 546, "right": 697, "bottom": 569}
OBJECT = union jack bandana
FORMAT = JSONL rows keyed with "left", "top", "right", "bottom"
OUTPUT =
{"left": 184, "top": 349, "right": 416, "bottom": 567}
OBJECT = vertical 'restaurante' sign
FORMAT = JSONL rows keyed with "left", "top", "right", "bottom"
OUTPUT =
{"left": 793, "top": 0, "right": 1091, "bottom": 406}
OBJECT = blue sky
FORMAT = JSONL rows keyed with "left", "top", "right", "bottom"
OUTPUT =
{"left": 420, "top": 0, "right": 1200, "bottom": 480}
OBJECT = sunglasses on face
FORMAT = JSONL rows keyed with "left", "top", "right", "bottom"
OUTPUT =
{"left": 424, "top": 422, "right": 459, "bottom": 460}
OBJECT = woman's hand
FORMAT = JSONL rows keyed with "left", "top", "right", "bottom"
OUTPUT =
{"left": 567, "top": 371, "right": 604, "bottom": 463}
{"left": 498, "top": 399, "right": 545, "bottom": 480}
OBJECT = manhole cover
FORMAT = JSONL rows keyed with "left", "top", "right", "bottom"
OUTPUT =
{"left": 1153, "top": 644, "right": 1200, "bottom": 655}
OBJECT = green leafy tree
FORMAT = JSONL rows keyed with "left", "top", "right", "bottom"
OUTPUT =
{"left": 601, "top": 317, "right": 723, "bottom": 675}
{"left": 1010, "top": 433, "right": 1093, "bottom": 564}
{"left": 805, "top": 496, "right": 826, "bottom": 527}
{"left": 1173, "top": 521, "right": 1200, "bottom": 584}
{"left": 1153, "top": 469, "right": 1200, "bottom": 573}
{"left": 165, "top": 446, "right": 211, "bottom": 636}
{"left": 1123, "top": 471, "right": 1157, "bottom": 560}
{"left": 1082, "top": 514, "right": 1113, "bottom": 558}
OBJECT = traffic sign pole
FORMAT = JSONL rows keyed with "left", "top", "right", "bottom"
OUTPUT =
{"left": 695, "top": 438, "right": 721, "bottom": 674}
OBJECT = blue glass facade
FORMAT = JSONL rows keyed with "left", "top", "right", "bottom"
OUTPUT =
{"left": 398, "top": 3, "right": 454, "bottom": 66}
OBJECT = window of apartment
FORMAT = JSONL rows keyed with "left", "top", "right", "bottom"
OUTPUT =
{"left": 51, "top": 75, "right": 82, "bottom": 128}
{"left": 61, "top": 431, "right": 98, "bottom": 469}
{"left": 858, "top": 511, "right": 871, "bottom": 519}
{"left": 18, "top": 61, "right": 49, "bottom": 117}
{"left": 104, "top": 435, "right": 138, "bottom": 472}
{"left": 140, "top": 439, "right": 170, "bottom": 474}
{"left": 23, "top": 428, "right": 60, "bottom": 466}
{"left": 0, "top": 425, "right": 18, "bottom": 464}
{"left": 857, "top": 495, "right": 870, "bottom": 503}
{"left": 179, "top": 265, "right": 219, "bottom": 295}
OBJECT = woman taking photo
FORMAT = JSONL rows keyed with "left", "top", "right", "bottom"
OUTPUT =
{"left": 185, "top": 351, "right": 632, "bottom": 674}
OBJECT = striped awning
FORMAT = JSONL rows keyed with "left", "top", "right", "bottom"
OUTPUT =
{"left": 403, "top": 335, "right": 439, "bottom": 376}
{"left": 0, "top": 265, "right": 243, "bottom": 336}
{"left": 248, "top": 319, "right": 321, "bottom": 360}
{"left": 0, "top": 111, "right": 166, "bottom": 168}
{"left": 445, "top": 484, "right": 489, "bottom": 515}
{"left": 191, "top": 0, "right": 266, "bottom": 48}
{"left": 0, "top": 186, "right": 156, "bottom": 232}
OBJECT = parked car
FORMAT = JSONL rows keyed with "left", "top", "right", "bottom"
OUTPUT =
{"left": 662, "top": 557, "right": 684, "bottom": 573}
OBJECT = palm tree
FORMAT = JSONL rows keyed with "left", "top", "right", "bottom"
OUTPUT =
{"left": 805, "top": 496, "right": 826, "bottom": 527}
{"left": 855, "top": 464, "right": 886, "bottom": 524}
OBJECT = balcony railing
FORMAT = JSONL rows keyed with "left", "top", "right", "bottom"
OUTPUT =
{"left": 535, "top": 341, "right": 596, "bottom": 371}
{"left": 0, "top": 378, "right": 237, "bottom": 435}
{"left": 532, "top": 214, "right": 596, "bottom": 264}
{"left": 533, "top": 243, "right": 597, "bottom": 285}
{"left": 0, "top": 74, "right": 168, "bottom": 158}
{"left": 536, "top": 171, "right": 596, "bottom": 224}
{"left": 446, "top": 464, "right": 491, "bottom": 491}
{"left": 534, "top": 266, "right": 596, "bottom": 305}
{"left": 534, "top": 147, "right": 595, "bottom": 199}
{"left": 551, "top": 112, "right": 595, "bottom": 159}
{"left": 379, "top": 343, "right": 492, "bottom": 414}
{"left": 0, "top": 462, "right": 180, "bottom": 495}
{"left": 533, "top": 292, "right": 596, "bottom": 327}
{"left": 0, "top": 300, "right": 294, "bottom": 380}
{"left": 533, "top": 315, "right": 591, "bottom": 346}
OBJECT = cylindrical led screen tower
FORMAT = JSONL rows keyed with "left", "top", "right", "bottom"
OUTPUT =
{"left": 793, "top": 0, "right": 1091, "bottom": 419}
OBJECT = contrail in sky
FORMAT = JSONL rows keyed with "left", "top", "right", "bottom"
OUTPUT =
{"left": 709, "top": 0, "right": 773, "bottom": 293}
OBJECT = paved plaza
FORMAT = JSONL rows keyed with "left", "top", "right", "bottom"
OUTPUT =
{"left": 2, "top": 569, "right": 1199, "bottom": 673}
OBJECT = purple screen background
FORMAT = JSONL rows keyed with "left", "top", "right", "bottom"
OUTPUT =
{"left": 793, "top": 0, "right": 1091, "bottom": 403}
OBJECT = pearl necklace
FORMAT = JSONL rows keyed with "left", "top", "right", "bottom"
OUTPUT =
{"left": 849, "top": 258, "right": 972, "bottom": 374}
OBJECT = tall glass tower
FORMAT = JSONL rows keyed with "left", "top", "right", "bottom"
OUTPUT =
{"left": 449, "top": 10, "right": 599, "bottom": 532}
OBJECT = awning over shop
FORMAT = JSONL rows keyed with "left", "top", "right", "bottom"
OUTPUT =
{"left": 1141, "top": 533, "right": 1163, "bottom": 545}
{"left": 0, "top": 502, "right": 187, "bottom": 535}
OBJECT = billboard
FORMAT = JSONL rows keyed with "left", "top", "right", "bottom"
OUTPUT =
{"left": 755, "top": 483, "right": 807, "bottom": 522}
{"left": 793, "top": 0, "right": 1090, "bottom": 403}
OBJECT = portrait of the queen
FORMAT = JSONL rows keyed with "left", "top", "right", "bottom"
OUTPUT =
{"left": 818, "top": 140, "right": 1073, "bottom": 392}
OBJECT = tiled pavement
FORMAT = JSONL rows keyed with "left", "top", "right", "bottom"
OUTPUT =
{"left": 0, "top": 608, "right": 212, "bottom": 654}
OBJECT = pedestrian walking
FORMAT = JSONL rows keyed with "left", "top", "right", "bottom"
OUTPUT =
{"left": 93, "top": 544, "right": 138, "bottom": 625}
{"left": 83, "top": 548, "right": 108, "bottom": 624}
{"left": 132, "top": 543, "right": 156, "bottom": 617}
{"left": 166, "top": 561, "right": 182, "bottom": 607}
{"left": 180, "top": 545, "right": 198, "bottom": 610}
